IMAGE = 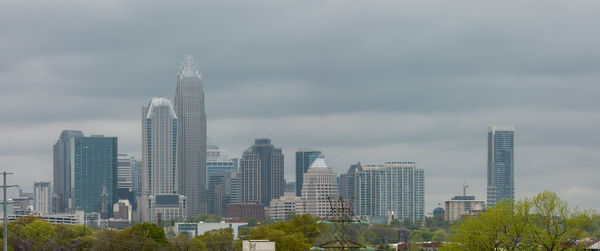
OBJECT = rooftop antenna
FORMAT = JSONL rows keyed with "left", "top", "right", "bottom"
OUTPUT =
{"left": 463, "top": 182, "right": 469, "bottom": 197}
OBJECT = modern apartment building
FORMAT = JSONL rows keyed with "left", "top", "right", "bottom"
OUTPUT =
{"left": 487, "top": 125, "right": 515, "bottom": 207}
{"left": 34, "top": 181, "right": 52, "bottom": 215}
{"left": 355, "top": 162, "right": 424, "bottom": 222}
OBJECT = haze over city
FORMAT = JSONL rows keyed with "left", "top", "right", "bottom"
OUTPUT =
{"left": 1, "top": 0, "right": 600, "bottom": 214}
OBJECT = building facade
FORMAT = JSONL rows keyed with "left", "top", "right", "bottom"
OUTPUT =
{"left": 269, "top": 196, "right": 304, "bottom": 221}
{"left": 53, "top": 130, "right": 84, "bottom": 213}
{"left": 141, "top": 97, "right": 186, "bottom": 222}
{"left": 295, "top": 149, "right": 322, "bottom": 197}
{"left": 226, "top": 202, "right": 265, "bottom": 221}
{"left": 487, "top": 125, "right": 515, "bottom": 207}
{"left": 444, "top": 196, "right": 485, "bottom": 222}
{"left": 338, "top": 162, "right": 362, "bottom": 201}
{"left": 355, "top": 162, "right": 424, "bottom": 222}
{"left": 34, "top": 181, "right": 52, "bottom": 215}
{"left": 175, "top": 55, "right": 208, "bottom": 216}
{"left": 301, "top": 158, "right": 339, "bottom": 217}
{"left": 240, "top": 139, "right": 284, "bottom": 207}
{"left": 73, "top": 135, "right": 118, "bottom": 217}
{"left": 208, "top": 171, "right": 242, "bottom": 216}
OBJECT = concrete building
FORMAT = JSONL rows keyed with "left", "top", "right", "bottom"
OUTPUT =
{"left": 268, "top": 195, "right": 304, "bottom": 221}
{"left": 175, "top": 55, "right": 208, "bottom": 216}
{"left": 355, "top": 162, "right": 424, "bottom": 222}
{"left": 444, "top": 196, "right": 485, "bottom": 222}
{"left": 6, "top": 211, "right": 85, "bottom": 225}
{"left": 141, "top": 97, "right": 186, "bottom": 223}
{"left": 301, "top": 158, "right": 339, "bottom": 218}
{"left": 34, "top": 181, "right": 52, "bottom": 215}
{"left": 226, "top": 202, "right": 265, "bottom": 221}
{"left": 487, "top": 125, "right": 515, "bottom": 207}
{"left": 295, "top": 149, "right": 322, "bottom": 197}
{"left": 208, "top": 171, "right": 242, "bottom": 216}
{"left": 53, "top": 130, "right": 84, "bottom": 213}
{"left": 240, "top": 139, "right": 284, "bottom": 207}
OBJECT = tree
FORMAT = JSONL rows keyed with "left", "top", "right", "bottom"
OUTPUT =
{"left": 432, "top": 229, "right": 448, "bottom": 242}
{"left": 116, "top": 222, "right": 169, "bottom": 250}
{"left": 172, "top": 234, "right": 206, "bottom": 251}
{"left": 186, "top": 214, "right": 222, "bottom": 223}
{"left": 527, "top": 191, "right": 593, "bottom": 251}
{"left": 196, "top": 228, "right": 234, "bottom": 251}
{"left": 246, "top": 217, "right": 258, "bottom": 227}
{"left": 442, "top": 191, "right": 595, "bottom": 251}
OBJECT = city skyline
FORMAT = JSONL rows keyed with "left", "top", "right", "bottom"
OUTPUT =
{"left": 2, "top": 1, "right": 600, "bottom": 214}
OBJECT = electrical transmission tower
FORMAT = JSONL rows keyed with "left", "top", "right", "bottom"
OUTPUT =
{"left": 312, "top": 197, "right": 373, "bottom": 251}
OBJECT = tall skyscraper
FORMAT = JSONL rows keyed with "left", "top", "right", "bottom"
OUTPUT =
{"left": 34, "top": 181, "right": 52, "bottom": 215}
{"left": 295, "top": 149, "right": 322, "bottom": 197}
{"left": 53, "top": 130, "right": 84, "bottom": 212}
{"left": 131, "top": 158, "right": 142, "bottom": 200}
{"left": 142, "top": 97, "right": 186, "bottom": 222}
{"left": 175, "top": 55, "right": 207, "bottom": 216}
{"left": 301, "top": 158, "right": 339, "bottom": 217}
{"left": 240, "top": 139, "right": 284, "bottom": 207}
{"left": 73, "top": 135, "right": 118, "bottom": 217}
{"left": 487, "top": 125, "right": 515, "bottom": 207}
{"left": 355, "top": 162, "right": 424, "bottom": 222}
{"left": 338, "top": 162, "right": 362, "bottom": 201}
{"left": 206, "top": 143, "right": 239, "bottom": 185}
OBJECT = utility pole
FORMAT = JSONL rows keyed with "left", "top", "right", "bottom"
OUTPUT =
{"left": 2, "top": 172, "right": 16, "bottom": 251}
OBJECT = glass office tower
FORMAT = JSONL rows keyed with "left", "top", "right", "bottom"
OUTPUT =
{"left": 295, "top": 149, "right": 322, "bottom": 196}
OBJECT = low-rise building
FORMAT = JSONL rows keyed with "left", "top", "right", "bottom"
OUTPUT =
{"left": 175, "top": 222, "right": 248, "bottom": 238}
{"left": 242, "top": 240, "right": 275, "bottom": 251}
{"left": 269, "top": 196, "right": 304, "bottom": 221}
{"left": 444, "top": 196, "right": 485, "bottom": 222}
{"left": 226, "top": 201, "right": 265, "bottom": 221}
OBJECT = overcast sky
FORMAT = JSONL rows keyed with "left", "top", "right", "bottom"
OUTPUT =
{"left": 1, "top": 0, "right": 599, "bottom": 212}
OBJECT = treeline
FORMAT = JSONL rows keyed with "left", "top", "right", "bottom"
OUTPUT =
{"left": 442, "top": 191, "right": 600, "bottom": 251}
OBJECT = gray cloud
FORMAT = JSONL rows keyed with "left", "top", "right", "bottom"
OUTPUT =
{"left": 1, "top": 0, "right": 599, "bottom": 211}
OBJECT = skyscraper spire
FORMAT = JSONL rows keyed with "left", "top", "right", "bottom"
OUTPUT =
{"left": 179, "top": 54, "right": 200, "bottom": 78}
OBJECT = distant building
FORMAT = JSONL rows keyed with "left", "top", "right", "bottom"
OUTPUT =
{"left": 284, "top": 181, "right": 296, "bottom": 196}
{"left": 113, "top": 199, "right": 132, "bottom": 221}
{"left": 242, "top": 240, "right": 275, "bottom": 251}
{"left": 295, "top": 149, "right": 322, "bottom": 197}
{"left": 7, "top": 211, "right": 85, "bottom": 225}
{"left": 175, "top": 55, "right": 208, "bottom": 216}
{"left": 117, "top": 154, "right": 134, "bottom": 194}
{"left": 141, "top": 97, "right": 186, "bottom": 223}
{"left": 175, "top": 222, "right": 247, "bottom": 238}
{"left": 12, "top": 196, "right": 33, "bottom": 216}
{"left": 355, "top": 162, "right": 424, "bottom": 222}
{"left": 226, "top": 202, "right": 265, "bottom": 221}
{"left": 53, "top": 130, "right": 84, "bottom": 213}
{"left": 240, "top": 139, "right": 284, "bottom": 207}
{"left": 206, "top": 144, "right": 239, "bottom": 186}
{"left": 147, "top": 194, "right": 187, "bottom": 224}
{"left": 433, "top": 207, "right": 445, "bottom": 217}
{"left": 444, "top": 196, "right": 485, "bottom": 222}
{"left": 269, "top": 195, "right": 304, "bottom": 221}
{"left": 301, "top": 158, "right": 339, "bottom": 218}
{"left": 338, "top": 162, "right": 362, "bottom": 201}
{"left": 34, "top": 181, "right": 52, "bottom": 215}
{"left": 487, "top": 125, "right": 515, "bottom": 207}
{"left": 73, "top": 135, "right": 118, "bottom": 217}
{"left": 131, "top": 158, "right": 142, "bottom": 200}
{"left": 208, "top": 171, "right": 242, "bottom": 216}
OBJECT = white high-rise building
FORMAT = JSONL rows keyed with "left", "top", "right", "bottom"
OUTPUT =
{"left": 355, "top": 162, "right": 424, "bottom": 222}
{"left": 34, "top": 181, "right": 52, "bottom": 215}
{"left": 301, "top": 158, "right": 338, "bottom": 217}
{"left": 269, "top": 196, "right": 304, "bottom": 221}
{"left": 175, "top": 55, "right": 208, "bottom": 216}
{"left": 141, "top": 97, "right": 186, "bottom": 223}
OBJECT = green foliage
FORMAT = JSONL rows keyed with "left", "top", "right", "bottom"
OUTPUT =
{"left": 246, "top": 217, "right": 258, "bottom": 227}
{"left": 172, "top": 234, "right": 206, "bottom": 251}
{"left": 432, "top": 229, "right": 448, "bottom": 242}
{"left": 246, "top": 214, "right": 323, "bottom": 251}
{"left": 195, "top": 228, "right": 234, "bottom": 251}
{"left": 186, "top": 214, "right": 222, "bottom": 223}
{"left": 442, "top": 191, "right": 596, "bottom": 251}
